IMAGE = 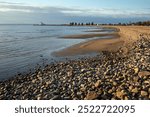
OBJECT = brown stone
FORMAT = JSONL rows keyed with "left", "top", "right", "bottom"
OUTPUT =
{"left": 124, "top": 96, "right": 129, "bottom": 100}
{"left": 134, "top": 67, "right": 139, "bottom": 74}
{"left": 95, "top": 80, "right": 101, "bottom": 88}
{"left": 133, "top": 77, "right": 139, "bottom": 82}
{"left": 122, "top": 47, "right": 129, "bottom": 54}
{"left": 141, "top": 91, "right": 148, "bottom": 96}
{"left": 131, "top": 88, "right": 138, "bottom": 93}
{"left": 116, "top": 90, "right": 125, "bottom": 99}
{"left": 129, "top": 86, "right": 133, "bottom": 91}
{"left": 113, "top": 82, "right": 117, "bottom": 86}
{"left": 138, "top": 71, "right": 150, "bottom": 78}
{"left": 85, "top": 91, "right": 98, "bottom": 100}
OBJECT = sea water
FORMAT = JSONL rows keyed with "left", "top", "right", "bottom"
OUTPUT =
{"left": 0, "top": 25, "right": 111, "bottom": 80}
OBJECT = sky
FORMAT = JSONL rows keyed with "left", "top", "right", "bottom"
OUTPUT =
{"left": 0, "top": 0, "right": 150, "bottom": 24}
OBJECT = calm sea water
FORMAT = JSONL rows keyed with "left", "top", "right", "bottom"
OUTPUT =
{"left": 0, "top": 25, "right": 111, "bottom": 80}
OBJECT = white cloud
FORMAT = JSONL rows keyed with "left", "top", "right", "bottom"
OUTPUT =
{"left": 0, "top": 7, "right": 33, "bottom": 13}
{"left": 0, "top": 1, "right": 23, "bottom": 5}
{"left": 0, "top": 2, "right": 150, "bottom": 18}
{"left": 0, "top": 2, "right": 150, "bottom": 24}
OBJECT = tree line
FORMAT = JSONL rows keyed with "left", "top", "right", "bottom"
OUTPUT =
{"left": 69, "top": 22, "right": 95, "bottom": 26}
{"left": 101, "top": 21, "right": 150, "bottom": 26}
{"left": 69, "top": 20, "right": 150, "bottom": 26}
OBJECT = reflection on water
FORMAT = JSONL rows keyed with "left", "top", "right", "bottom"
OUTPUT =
{"left": 0, "top": 25, "right": 113, "bottom": 80}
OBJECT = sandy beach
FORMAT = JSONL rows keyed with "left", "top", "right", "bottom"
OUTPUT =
{"left": 55, "top": 26, "right": 150, "bottom": 56}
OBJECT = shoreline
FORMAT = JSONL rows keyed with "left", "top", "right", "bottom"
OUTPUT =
{"left": 54, "top": 26, "right": 150, "bottom": 56}
{"left": 0, "top": 26, "right": 150, "bottom": 100}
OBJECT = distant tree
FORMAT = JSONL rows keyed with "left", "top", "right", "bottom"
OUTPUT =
{"left": 70, "top": 22, "right": 74, "bottom": 26}
{"left": 75, "top": 22, "right": 77, "bottom": 25}
{"left": 118, "top": 23, "right": 122, "bottom": 25}
{"left": 122, "top": 23, "right": 126, "bottom": 26}
{"left": 91, "top": 22, "right": 94, "bottom": 25}
{"left": 81, "top": 23, "right": 84, "bottom": 26}
{"left": 137, "top": 21, "right": 142, "bottom": 25}
{"left": 78, "top": 23, "right": 81, "bottom": 26}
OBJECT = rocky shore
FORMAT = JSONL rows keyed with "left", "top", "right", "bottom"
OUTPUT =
{"left": 0, "top": 35, "right": 150, "bottom": 100}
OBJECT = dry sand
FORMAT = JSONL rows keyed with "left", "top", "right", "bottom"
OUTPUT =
{"left": 54, "top": 26, "right": 150, "bottom": 56}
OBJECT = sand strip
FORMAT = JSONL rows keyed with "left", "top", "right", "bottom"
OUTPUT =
{"left": 61, "top": 33, "right": 119, "bottom": 39}
{"left": 54, "top": 26, "right": 150, "bottom": 56}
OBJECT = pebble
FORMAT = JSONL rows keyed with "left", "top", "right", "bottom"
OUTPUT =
{"left": 134, "top": 67, "right": 139, "bottom": 74}
{"left": 141, "top": 91, "right": 148, "bottom": 96}
{"left": 138, "top": 71, "right": 150, "bottom": 78}
{"left": 94, "top": 80, "right": 101, "bottom": 88}
{"left": 50, "top": 95, "right": 60, "bottom": 100}
{"left": 85, "top": 91, "right": 98, "bottom": 100}
{"left": 116, "top": 90, "right": 125, "bottom": 99}
{"left": 131, "top": 88, "right": 138, "bottom": 93}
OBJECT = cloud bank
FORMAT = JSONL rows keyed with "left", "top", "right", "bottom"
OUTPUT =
{"left": 0, "top": 1, "right": 150, "bottom": 24}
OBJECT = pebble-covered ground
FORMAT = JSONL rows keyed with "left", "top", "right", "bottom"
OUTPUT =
{"left": 0, "top": 36, "right": 150, "bottom": 100}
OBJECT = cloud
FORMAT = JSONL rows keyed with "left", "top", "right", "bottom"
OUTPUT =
{"left": 0, "top": 2, "right": 150, "bottom": 18}
{"left": 0, "top": 3, "right": 150, "bottom": 24}
{"left": 0, "top": 1, "right": 24, "bottom": 5}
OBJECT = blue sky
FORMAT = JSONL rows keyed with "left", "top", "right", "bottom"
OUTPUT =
{"left": 0, "top": 0, "right": 150, "bottom": 24}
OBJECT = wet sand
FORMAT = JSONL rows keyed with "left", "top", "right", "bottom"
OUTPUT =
{"left": 55, "top": 26, "right": 150, "bottom": 56}
{"left": 55, "top": 38, "right": 124, "bottom": 56}
{"left": 61, "top": 33, "right": 119, "bottom": 39}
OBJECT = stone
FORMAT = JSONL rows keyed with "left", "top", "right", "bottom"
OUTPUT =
{"left": 94, "top": 80, "right": 101, "bottom": 88}
{"left": 124, "top": 96, "right": 129, "bottom": 100}
{"left": 37, "top": 96, "right": 41, "bottom": 100}
{"left": 122, "top": 47, "right": 129, "bottom": 54}
{"left": 88, "top": 78, "right": 92, "bottom": 82}
{"left": 134, "top": 67, "right": 139, "bottom": 74}
{"left": 50, "top": 95, "right": 60, "bottom": 100}
{"left": 67, "top": 71, "right": 73, "bottom": 77}
{"left": 77, "top": 92, "right": 82, "bottom": 96}
{"left": 116, "top": 90, "right": 125, "bottom": 99}
{"left": 108, "top": 89, "right": 113, "bottom": 94}
{"left": 144, "top": 81, "right": 149, "bottom": 84}
{"left": 32, "top": 79, "right": 36, "bottom": 83}
{"left": 133, "top": 77, "right": 139, "bottom": 82}
{"left": 141, "top": 91, "right": 148, "bottom": 96}
{"left": 80, "top": 84, "right": 84, "bottom": 88}
{"left": 129, "top": 86, "right": 133, "bottom": 91}
{"left": 85, "top": 91, "right": 98, "bottom": 100}
{"left": 138, "top": 71, "right": 150, "bottom": 78}
{"left": 46, "top": 81, "right": 51, "bottom": 85}
{"left": 113, "top": 82, "right": 117, "bottom": 86}
{"left": 131, "top": 88, "right": 138, "bottom": 93}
